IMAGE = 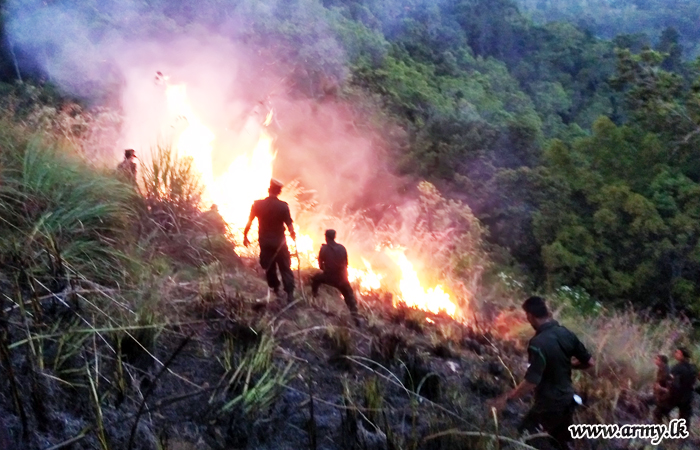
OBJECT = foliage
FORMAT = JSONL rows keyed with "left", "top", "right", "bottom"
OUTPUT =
{"left": 516, "top": 0, "right": 700, "bottom": 58}
{"left": 533, "top": 51, "right": 700, "bottom": 313}
{"left": 0, "top": 119, "right": 138, "bottom": 287}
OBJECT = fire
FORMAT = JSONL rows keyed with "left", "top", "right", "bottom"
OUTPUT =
{"left": 211, "top": 130, "right": 275, "bottom": 243}
{"left": 165, "top": 81, "right": 274, "bottom": 252}
{"left": 348, "top": 258, "right": 383, "bottom": 294}
{"left": 166, "top": 84, "right": 215, "bottom": 189}
{"left": 385, "top": 249, "right": 456, "bottom": 316}
{"left": 289, "top": 233, "right": 317, "bottom": 270}
{"left": 163, "top": 80, "right": 460, "bottom": 318}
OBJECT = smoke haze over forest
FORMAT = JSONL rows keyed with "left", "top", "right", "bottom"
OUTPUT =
{"left": 2, "top": 0, "right": 700, "bottom": 313}
{"left": 4, "top": 0, "right": 409, "bottom": 216}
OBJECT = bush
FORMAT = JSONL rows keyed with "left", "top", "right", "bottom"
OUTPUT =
{"left": 0, "top": 119, "right": 138, "bottom": 288}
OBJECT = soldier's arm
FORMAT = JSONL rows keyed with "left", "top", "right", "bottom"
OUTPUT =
{"left": 506, "top": 379, "right": 537, "bottom": 401}
{"left": 318, "top": 245, "right": 326, "bottom": 271}
{"left": 571, "top": 334, "right": 594, "bottom": 370}
{"left": 243, "top": 204, "right": 257, "bottom": 244}
{"left": 490, "top": 344, "right": 543, "bottom": 411}
{"left": 284, "top": 206, "right": 296, "bottom": 240}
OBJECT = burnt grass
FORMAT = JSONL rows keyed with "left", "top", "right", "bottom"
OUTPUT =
{"left": 0, "top": 260, "right": 697, "bottom": 450}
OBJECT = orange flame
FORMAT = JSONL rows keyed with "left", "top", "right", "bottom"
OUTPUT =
{"left": 385, "top": 249, "right": 456, "bottom": 316}
{"left": 348, "top": 258, "right": 383, "bottom": 294}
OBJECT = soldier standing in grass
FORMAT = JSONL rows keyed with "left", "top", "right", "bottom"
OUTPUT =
{"left": 657, "top": 347, "right": 698, "bottom": 424}
{"left": 311, "top": 229, "right": 361, "bottom": 326}
{"left": 243, "top": 179, "right": 296, "bottom": 303}
{"left": 117, "top": 149, "right": 137, "bottom": 183}
{"left": 490, "top": 296, "right": 595, "bottom": 450}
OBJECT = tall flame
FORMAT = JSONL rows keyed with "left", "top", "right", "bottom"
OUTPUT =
{"left": 212, "top": 131, "right": 275, "bottom": 232}
{"left": 164, "top": 81, "right": 460, "bottom": 318}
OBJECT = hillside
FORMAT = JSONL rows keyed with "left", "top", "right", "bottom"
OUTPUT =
{"left": 1, "top": 0, "right": 699, "bottom": 312}
{"left": 0, "top": 120, "right": 694, "bottom": 449}
{"left": 515, "top": 0, "right": 700, "bottom": 57}
{"left": 0, "top": 0, "right": 700, "bottom": 448}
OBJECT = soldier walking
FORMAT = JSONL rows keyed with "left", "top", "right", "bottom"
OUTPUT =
{"left": 243, "top": 179, "right": 296, "bottom": 302}
{"left": 311, "top": 229, "right": 360, "bottom": 325}
{"left": 490, "top": 296, "right": 595, "bottom": 450}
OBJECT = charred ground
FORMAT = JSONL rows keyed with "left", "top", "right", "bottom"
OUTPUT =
{"left": 0, "top": 113, "right": 696, "bottom": 450}
{"left": 1, "top": 240, "right": 696, "bottom": 450}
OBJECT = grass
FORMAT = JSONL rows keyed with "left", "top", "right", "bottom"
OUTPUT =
{"left": 0, "top": 104, "right": 695, "bottom": 450}
{"left": 0, "top": 127, "right": 138, "bottom": 288}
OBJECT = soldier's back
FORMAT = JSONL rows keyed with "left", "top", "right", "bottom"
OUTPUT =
{"left": 254, "top": 197, "right": 291, "bottom": 246}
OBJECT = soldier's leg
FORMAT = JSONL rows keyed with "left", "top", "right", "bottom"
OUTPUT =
{"left": 276, "top": 245, "right": 295, "bottom": 296}
{"left": 548, "top": 403, "right": 575, "bottom": 450}
{"left": 653, "top": 403, "right": 672, "bottom": 424}
{"left": 337, "top": 279, "right": 358, "bottom": 314}
{"left": 518, "top": 409, "right": 563, "bottom": 450}
{"left": 678, "top": 401, "right": 692, "bottom": 424}
{"left": 311, "top": 272, "right": 328, "bottom": 297}
{"left": 259, "top": 246, "right": 280, "bottom": 291}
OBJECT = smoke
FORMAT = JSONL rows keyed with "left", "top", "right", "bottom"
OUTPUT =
{"left": 5, "top": 0, "right": 408, "bottom": 218}
{"left": 5, "top": 0, "right": 482, "bottom": 315}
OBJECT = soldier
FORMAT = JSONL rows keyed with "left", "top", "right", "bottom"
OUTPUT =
{"left": 653, "top": 354, "right": 673, "bottom": 423}
{"left": 117, "top": 149, "right": 137, "bottom": 183}
{"left": 661, "top": 347, "right": 698, "bottom": 424}
{"left": 243, "top": 179, "right": 296, "bottom": 302}
{"left": 490, "top": 296, "right": 595, "bottom": 450}
{"left": 311, "top": 229, "right": 360, "bottom": 325}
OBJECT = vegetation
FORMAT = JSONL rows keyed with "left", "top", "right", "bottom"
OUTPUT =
{"left": 516, "top": 0, "right": 700, "bottom": 58}
{"left": 1, "top": 0, "right": 700, "bottom": 447}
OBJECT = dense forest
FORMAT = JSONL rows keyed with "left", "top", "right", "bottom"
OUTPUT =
{"left": 516, "top": 0, "right": 700, "bottom": 58}
{"left": 2, "top": 1, "right": 700, "bottom": 448}
{"left": 1, "top": 0, "right": 699, "bottom": 315}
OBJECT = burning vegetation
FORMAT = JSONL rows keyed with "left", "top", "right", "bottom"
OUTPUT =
{"left": 0, "top": 7, "right": 697, "bottom": 447}
{"left": 156, "top": 73, "right": 470, "bottom": 320}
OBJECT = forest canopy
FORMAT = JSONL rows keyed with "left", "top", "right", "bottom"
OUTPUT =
{"left": 1, "top": 0, "right": 700, "bottom": 316}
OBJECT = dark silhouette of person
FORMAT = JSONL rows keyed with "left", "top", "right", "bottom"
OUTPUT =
{"left": 243, "top": 179, "right": 296, "bottom": 302}
{"left": 490, "top": 296, "right": 595, "bottom": 450}
{"left": 311, "top": 229, "right": 360, "bottom": 325}
{"left": 117, "top": 149, "right": 137, "bottom": 183}
{"left": 656, "top": 347, "right": 698, "bottom": 424}
{"left": 653, "top": 354, "right": 673, "bottom": 423}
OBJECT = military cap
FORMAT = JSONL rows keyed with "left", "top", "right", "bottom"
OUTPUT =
{"left": 270, "top": 178, "right": 284, "bottom": 189}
